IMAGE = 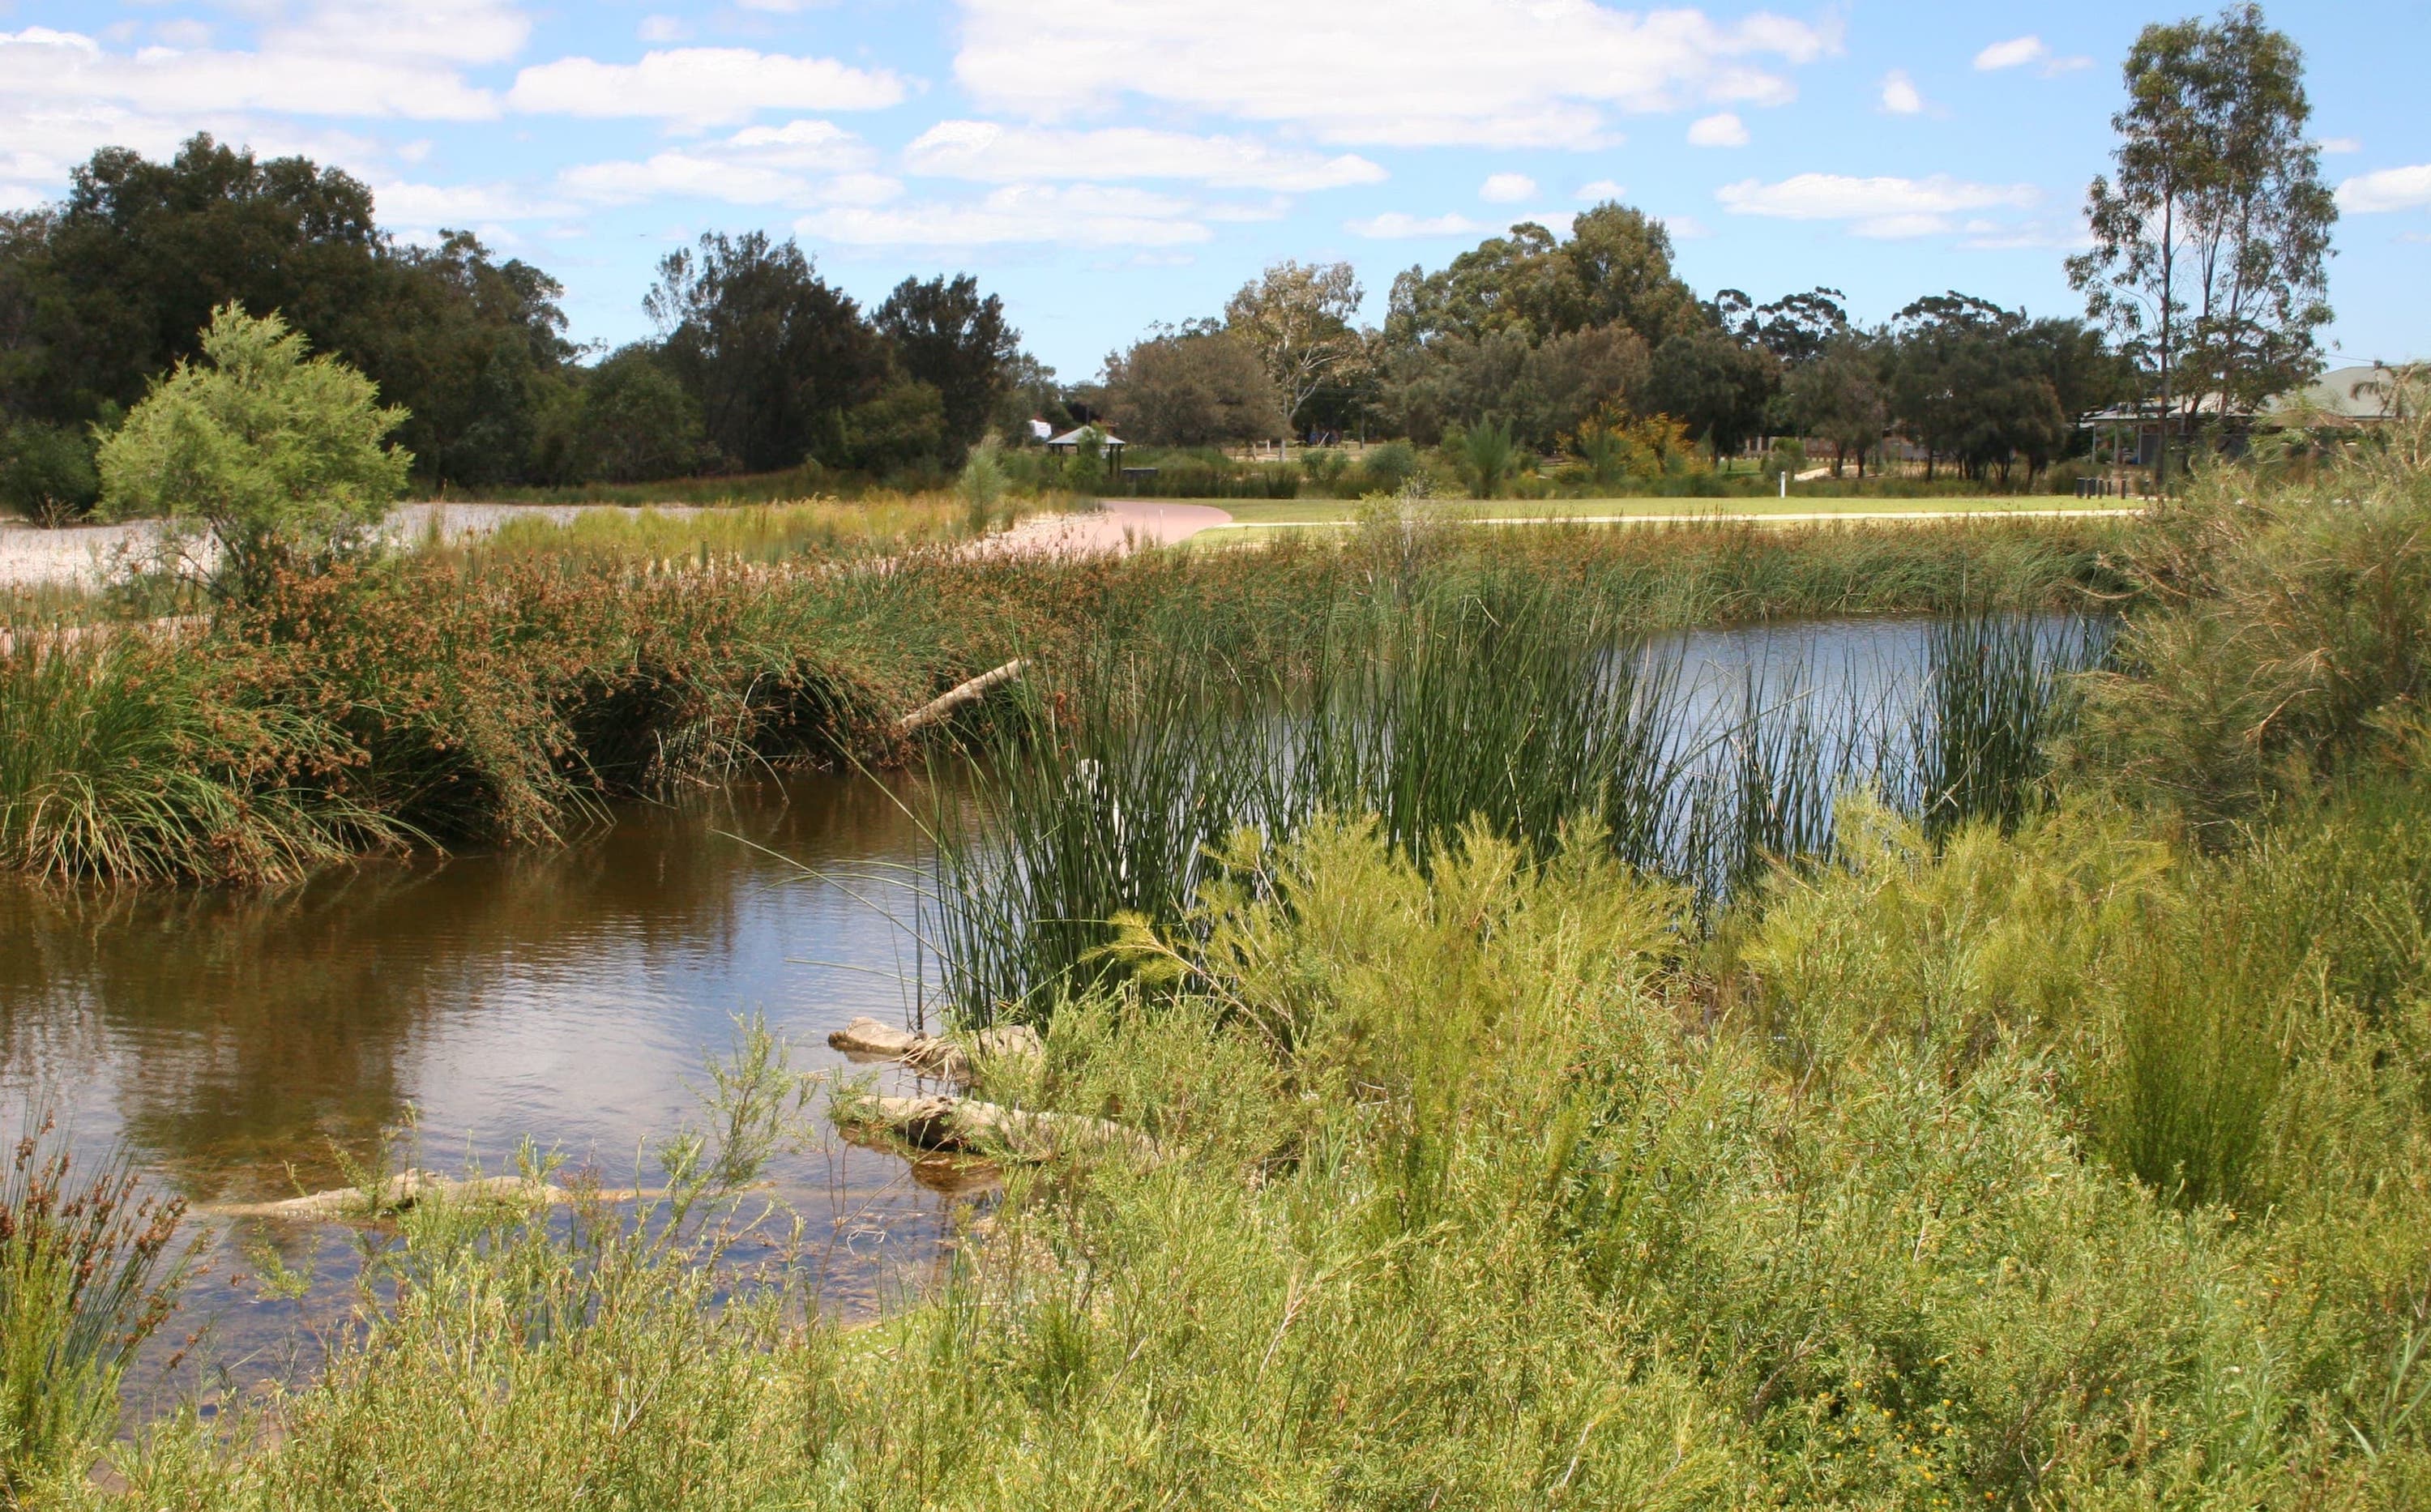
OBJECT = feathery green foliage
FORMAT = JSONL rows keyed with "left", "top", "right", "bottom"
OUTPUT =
{"left": 97, "top": 305, "right": 411, "bottom": 602}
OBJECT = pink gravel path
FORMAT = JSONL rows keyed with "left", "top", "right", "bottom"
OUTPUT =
{"left": 974, "top": 499, "right": 1233, "bottom": 557}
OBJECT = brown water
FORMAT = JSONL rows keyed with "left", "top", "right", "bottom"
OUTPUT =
{"left": 0, "top": 771, "right": 975, "bottom": 1411}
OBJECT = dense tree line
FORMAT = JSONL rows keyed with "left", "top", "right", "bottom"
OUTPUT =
{"left": 0, "top": 135, "right": 1039, "bottom": 514}
{"left": 3, "top": 0, "right": 2335, "bottom": 511}
{"left": 1092, "top": 203, "right": 2133, "bottom": 485}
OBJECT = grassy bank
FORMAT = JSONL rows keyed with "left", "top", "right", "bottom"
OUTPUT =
{"left": 58, "top": 793, "right": 2431, "bottom": 1508}
{"left": 442, "top": 493, "right": 1015, "bottom": 566}
{"left": 12, "top": 459, "right": 2431, "bottom": 1505}
{"left": 0, "top": 514, "right": 2125, "bottom": 886}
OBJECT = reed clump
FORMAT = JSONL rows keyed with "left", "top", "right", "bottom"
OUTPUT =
{"left": 0, "top": 515, "right": 2125, "bottom": 887}
{"left": 931, "top": 580, "right": 2106, "bottom": 1022}
{"left": 2, "top": 1120, "right": 194, "bottom": 1504}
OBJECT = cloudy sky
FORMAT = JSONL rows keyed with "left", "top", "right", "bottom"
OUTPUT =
{"left": 2, "top": 1, "right": 2421, "bottom": 377}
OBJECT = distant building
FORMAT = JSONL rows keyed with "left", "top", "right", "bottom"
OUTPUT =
{"left": 2260, "top": 365, "right": 2408, "bottom": 427}
{"left": 1044, "top": 425, "right": 1122, "bottom": 453}
{"left": 2078, "top": 363, "right": 2416, "bottom": 468}
{"left": 1043, "top": 425, "right": 1128, "bottom": 477}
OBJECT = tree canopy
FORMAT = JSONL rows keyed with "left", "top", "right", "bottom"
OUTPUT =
{"left": 2068, "top": 2, "right": 2336, "bottom": 479}
{"left": 0, "top": 137, "right": 1039, "bottom": 503}
{"left": 876, "top": 274, "right": 1021, "bottom": 454}
{"left": 1386, "top": 204, "right": 1698, "bottom": 353}
{"left": 0, "top": 135, "right": 569, "bottom": 492}
{"left": 1224, "top": 260, "right": 1365, "bottom": 435}
{"left": 1101, "top": 323, "right": 1285, "bottom": 446}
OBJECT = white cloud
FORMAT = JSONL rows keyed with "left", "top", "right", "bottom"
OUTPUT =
{"left": 1344, "top": 211, "right": 1488, "bottom": 238}
{"left": 1479, "top": 172, "right": 1536, "bottom": 203}
{"left": 727, "top": 119, "right": 874, "bottom": 167}
{"left": 0, "top": 17, "right": 506, "bottom": 120}
{"left": 902, "top": 120, "right": 1384, "bottom": 191}
{"left": 1879, "top": 70, "right": 1924, "bottom": 114}
{"left": 638, "top": 15, "right": 690, "bottom": 43}
{"left": 0, "top": 88, "right": 388, "bottom": 216}
{"left": 560, "top": 119, "right": 877, "bottom": 206}
{"left": 951, "top": 0, "right": 1835, "bottom": 147}
{"left": 1975, "top": 35, "right": 2046, "bottom": 70}
{"left": 1715, "top": 172, "right": 2037, "bottom": 238}
{"left": 2317, "top": 137, "right": 2361, "bottom": 155}
{"left": 508, "top": 49, "right": 904, "bottom": 126}
{"left": 269, "top": 0, "right": 530, "bottom": 66}
{"left": 800, "top": 183, "right": 1211, "bottom": 248}
{"left": 1687, "top": 111, "right": 1749, "bottom": 147}
{"left": 2339, "top": 164, "right": 2431, "bottom": 214}
{"left": 1972, "top": 34, "right": 2090, "bottom": 75}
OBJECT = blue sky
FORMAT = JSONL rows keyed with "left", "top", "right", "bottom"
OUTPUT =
{"left": 3, "top": 1, "right": 2424, "bottom": 378}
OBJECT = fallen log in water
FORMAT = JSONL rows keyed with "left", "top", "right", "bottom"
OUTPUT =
{"left": 827, "top": 1014, "right": 1041, "bottom": 1083}
{"left": 203, "top": 1169, "right": 643, "bottom": 1222}
{"left": 840, "top": 1093, "right": 1155, "bottom": 1164}
{"left": 895, "top": 658, "right": 1025, "bottom": 734}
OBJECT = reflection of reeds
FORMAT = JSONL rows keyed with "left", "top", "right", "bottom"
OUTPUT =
{"left": 927, "top": 590, "right": 2113, "bottom": 1024}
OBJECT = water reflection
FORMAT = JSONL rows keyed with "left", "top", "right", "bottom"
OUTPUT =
{"left": 0, "top": 771, "right": 972, "bottom": 1404}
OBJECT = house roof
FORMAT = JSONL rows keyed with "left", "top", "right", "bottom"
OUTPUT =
{"left": 2262, "top": 365, "right": 2406, "bottom": 423}
{"left": 1048, "top": 426, "right": 1126, "bottom": 447}
{"left": 2078, "top": 365, "right": 2419, "bottom": 428}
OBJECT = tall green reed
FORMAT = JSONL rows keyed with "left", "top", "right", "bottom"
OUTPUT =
{"left": 926, "top": 583, "right": 2108, "bottom": 1024}
{"left": 2, "top": 1117, "right": 194, "bottom": 1502}
{"left": 0, "top": 638, "right": 405, "bottom": 884}
{"left": 1916, "top": 613, "right": 2112, "bottom": 840}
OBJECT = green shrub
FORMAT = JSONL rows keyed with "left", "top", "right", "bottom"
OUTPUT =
{"left": 2066, "top": 460, "right": 2431, "bottom": 831}
{"left": 96, "top": 305, "right": 412, "bottom": 600}
{"left": 958, "top": 434, "right": 1010, "bottom": 532}
{"left": 1357, "top": 438, "right": 1422, "bottom": 493}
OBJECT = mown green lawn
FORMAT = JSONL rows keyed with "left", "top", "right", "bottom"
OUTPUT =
{"left": 1193, "top": 494, "right": 2145, "bottom": 527}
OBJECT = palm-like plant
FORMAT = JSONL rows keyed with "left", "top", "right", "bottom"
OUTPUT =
{"left": 1450, "top": 418, "right": 1520, "bottom": 499}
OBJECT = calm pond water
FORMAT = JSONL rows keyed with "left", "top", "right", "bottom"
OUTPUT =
{"left": 0, "top": 616, "right": 2066, "bottom": 1412}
